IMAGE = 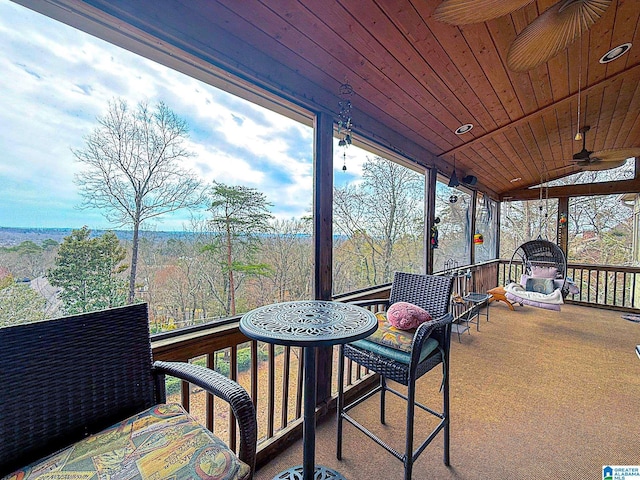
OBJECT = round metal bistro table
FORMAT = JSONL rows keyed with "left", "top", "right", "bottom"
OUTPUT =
{"left": 240, "top": 300, "right": 378, "bottom": 480}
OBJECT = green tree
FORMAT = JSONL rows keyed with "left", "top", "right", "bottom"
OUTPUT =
{"left": 207, "top": 182, "right": 273, "bottom": 316}
{"left": 0, "top": 282, "right": 46, "bottom": 327}
{"left": 48, "top": 227, "right": 128, "bottom": 315}
{"left": 73, "top": 98, "right": 203, "bottom": 304}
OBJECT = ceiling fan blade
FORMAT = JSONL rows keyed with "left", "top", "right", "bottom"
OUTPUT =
{"left": 507, "top": 0, "right": 612, "bottom": 72}
{"left": 433, "top": 0, "right": 533, "bottom": 25}
{"left": 590, "top": 148, "right": 640, "bottom": 162}
{"left": 579, "top": 159, "right": 626, "bottom": 171}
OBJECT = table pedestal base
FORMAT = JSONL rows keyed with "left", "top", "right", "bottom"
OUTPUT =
{"left": 273, "top": 465, "right": 346, "bottom": 480}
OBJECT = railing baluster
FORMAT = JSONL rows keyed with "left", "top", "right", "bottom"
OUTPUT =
{"left": 267, "top": 342, "right": 275, "bottom": 439}
{"left": 251, "top": 340, "right": 258, "bottom": 409}
{"left": 206, "top": 352, "right": 214, "bottom": 432}
{"left": 296, "top": 347, "right": 303, "bottom": 420}
{"left": 230, "top": 344, "right": 238, "bottom": 451}
{"left": 281, "top": 346, "right": 291, "bottom": 429}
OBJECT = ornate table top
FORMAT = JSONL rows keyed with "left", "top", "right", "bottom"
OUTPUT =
{"left": 239, "top": 300, "right": 378, "bottom": 347}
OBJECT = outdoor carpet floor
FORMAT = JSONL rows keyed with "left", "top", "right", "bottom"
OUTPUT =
{"left": 256, "top": 302, "right": 640, "bottom": 480}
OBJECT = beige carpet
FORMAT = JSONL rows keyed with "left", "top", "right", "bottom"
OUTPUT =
{"left": 256, "top": 303, "right": 640, "bottom": 480}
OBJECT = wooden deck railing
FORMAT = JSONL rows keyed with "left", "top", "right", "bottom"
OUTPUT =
{"left": 150, "top": 260, "right": 639, "bottom": 466}
{"left": 497, "top": 260, "right": 640, "bottom": 311}
{"left": 151, "top": 309, "right": 379, "bottom": 467}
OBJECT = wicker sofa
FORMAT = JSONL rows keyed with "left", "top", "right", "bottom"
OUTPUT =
{"left": 0, "top": 303, "right": 257, "bottom": 480}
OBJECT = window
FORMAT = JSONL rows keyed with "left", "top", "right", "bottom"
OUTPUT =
{"left": 0, "top": 1, "right": 313, "bottom": 329}
{"left": 333, "top": 143, "right": 425, "bottom": 294}
{"left": 474, "top": 194, "right": 498, "bottom": 263}
{"left": 433, "top": 181, "right": 472, "bottom": 272}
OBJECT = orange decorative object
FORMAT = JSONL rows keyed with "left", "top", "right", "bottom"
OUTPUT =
{"left": 487, "top": 286, "right": 515, "bottom": 311}
{"left": 474, "top": 233, "right": 484, "bottom": 244}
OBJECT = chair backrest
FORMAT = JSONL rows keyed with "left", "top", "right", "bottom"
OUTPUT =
{"left": 0, "top": 303, "right": 157, "bottom": 477}
{"left": 518, "top": 239, "right": 567, "bottom": 278}
{"left": 389, "top": 272, "right": 454, "bottom": 319}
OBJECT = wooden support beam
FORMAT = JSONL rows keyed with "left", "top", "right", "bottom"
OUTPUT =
{"left": 313, "top": 111, "right": 334, "bottom": 405}
{"left": 425, "top": 167, "right": 437, "bottom": 274}
{"left": 504, "top": 176, "right": 640, "bottom": 201}
{"left": 557, "top": 197, "right": 569, "bottom": 255}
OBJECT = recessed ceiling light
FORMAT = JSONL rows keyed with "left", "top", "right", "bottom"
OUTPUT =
{"left": 599, "top": 43, "right": 632, "bottom": 64}
{"left": 510, "top": 177, "right": 521, "bottom": 183}
{"left": 455, "top": 124, "right": 473, "bottom": 135}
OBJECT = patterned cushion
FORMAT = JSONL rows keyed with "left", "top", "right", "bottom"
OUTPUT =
{"left": 367, "top": 311, "right": 416, "bottom": 352}
{"left": 526, "top": 277, "right": 556, "bottom": 294}
{"left": 353, "top": 312, "right": 440, "bottom": 365}
{"left": 386, "top": 301, "right": 432, "bottom": 330}
{"left": 6, "top": 403, "right": 250, "bottom": 480}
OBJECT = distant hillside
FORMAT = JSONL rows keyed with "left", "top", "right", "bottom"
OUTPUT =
{"left": 0, "top": 227, "right": 193, "bottom": 247}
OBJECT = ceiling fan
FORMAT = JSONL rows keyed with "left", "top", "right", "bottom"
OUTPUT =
{"left": 433, "top": 0, "right": 612, "bottom": 71}
{"left": 569, "top": 126, "right": 640, "bottom": 171}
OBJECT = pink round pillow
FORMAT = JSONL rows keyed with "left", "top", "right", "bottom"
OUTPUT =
{"left": 386, "top": 301, "right": 432, "bottom": 330}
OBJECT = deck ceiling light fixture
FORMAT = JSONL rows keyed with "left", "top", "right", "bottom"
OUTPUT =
{"left": 599, "top": 43, "right": 632, "bottom": 63}
{"left": 455, "top": 123, "right": 473, "bottom": 135}
{"left": 510, "top": 177, "right": 522, "bottom": 183}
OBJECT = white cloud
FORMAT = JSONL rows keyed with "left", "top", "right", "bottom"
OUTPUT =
{"left": 0, "top": 0, "right": 316, "bottom": 229}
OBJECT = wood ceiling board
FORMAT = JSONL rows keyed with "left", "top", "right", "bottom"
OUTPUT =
{"left": 614, "top": 79, "right": 640, "bottom": 147}
{"left": 416, "top": 6, "right": 512, "bottom": 129}
{"left": 330, "top": 1, "right": 476, "bottom": 139}
{"left": 161, "top": 0, "right": 445, "bottom": 165}
{"left": 456, "top": 147, "right": 496, "bottom": 184}
{"left": 226, "top": 0, "right": 455, "bottom": 152}
{"left": 487, "top": 132, "right": 534, "bottom": 185}
{"left": 589, "top": 81, "right": 619, "bottom": 151}
{"left": 473, "top": 136, "right": 516, "bottom": 182}
{"left": 379, "top": 0, "right": 502, "bottom": 131}
{"left": 288, "top": 0, "right": 462, "bottom": 148}
{"left": 546, "top": 49, "right": 571, "bottom": 102}
{"left": 485, "top": 15, "right": 542, "bottom": 115}
{"left": 585, "top": 1, "right": 620, "bottom": 83}
{"left": 528, "top": 116, "right": 555, "bottom": 172}
{"left": 459, "top": 22, "right": 525, "bottom": 121}
{"left": 602, "top": 76, "right": 638, "bottom": 148}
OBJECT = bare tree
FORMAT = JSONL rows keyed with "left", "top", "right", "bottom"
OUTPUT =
{"left": 334, "top": 156, "right": 424, "bottom": 289}
{"left": 74, "top": 98, "right": 203, "bottom": 303}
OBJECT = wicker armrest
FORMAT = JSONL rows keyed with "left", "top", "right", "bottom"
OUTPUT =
{"left": 411, "top": 313, "right": 453, "bottom": 360}
{"left": 153, "top": 361, "right": 257, "bottom": 474}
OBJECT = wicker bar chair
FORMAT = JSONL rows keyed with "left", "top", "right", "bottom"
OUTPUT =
{"left": 336, "top": 272, "right": 454, "bottom": 480}
{"left": 0, "top": 303, "right": 257, "bottom": 479}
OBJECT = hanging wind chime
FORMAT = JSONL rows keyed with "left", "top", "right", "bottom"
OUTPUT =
{"left": 337, "top": 81, "right": 353, "bottom": 171}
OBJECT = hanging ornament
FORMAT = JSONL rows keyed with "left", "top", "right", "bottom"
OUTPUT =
{"left": 337, "top": 81, "right": 354, "bottom": 148}
{"left": 474, "top": 233, "right": 484, "bottom": 245}
{"left": 342, "top": 152, "right": 347, "bottom": 172}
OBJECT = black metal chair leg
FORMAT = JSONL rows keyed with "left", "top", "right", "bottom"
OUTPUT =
{"left": 404, "top": 377, "right": 416, "bottom": 480}
{"left": 380, "top": 375, "right": 387, "bottom": 424}
{"left": 337, "top": 345, "right": 345, "bottom": 460}
{"left": 443, "top": 354, "right": 450, "bottom": 466}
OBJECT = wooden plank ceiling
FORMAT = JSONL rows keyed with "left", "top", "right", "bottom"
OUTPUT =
{"left": 20, "top": 0, "right": 640, "bottom": 199}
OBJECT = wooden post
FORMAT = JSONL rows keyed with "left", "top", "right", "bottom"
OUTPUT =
{"left": 470, "top": 190, "right": 478, "bottom": 267}
{"left": 426, "top": 167, "right": 437, "bottom": 274}
{"left": 313, "top": 111, "right": 334, "bottom": 404}
{"left": 557, "top": 196, "right": 569, "bottom": 255}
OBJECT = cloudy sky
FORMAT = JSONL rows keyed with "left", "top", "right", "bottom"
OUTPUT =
{"left": 0, "top": 0, "right": 370, "bottom": 231}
